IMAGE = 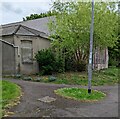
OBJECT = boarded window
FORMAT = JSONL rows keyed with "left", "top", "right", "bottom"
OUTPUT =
{"left": 21, "top": 40, "right": 33, "bottom": 63}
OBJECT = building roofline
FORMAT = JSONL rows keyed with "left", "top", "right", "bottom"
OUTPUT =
{"left": 22, "top": 25, "right": 47, "bottom": 36}
{"left": 14, "top": 25, "right": 21, "bottom": 34}
{"left": 1, "top": 16, "right": 54, "bottom": 28}
{"left": 15, "top": 34, "right": 51, "bottom": 41}
{"left": 1, "top": 24, "right": 49, "bottom": 39}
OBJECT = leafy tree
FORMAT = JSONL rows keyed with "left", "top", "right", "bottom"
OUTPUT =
{"left": 23, "top": 11, "right": 57, "bottom": 21}
{"left": 108, "top": 3, "right": 119, "bottom": 66}
{"left": 48, "top": 1, "right": 118, "bottom": 67}
{"left": 108, "top": 39, "right": 120, "bottom": 66}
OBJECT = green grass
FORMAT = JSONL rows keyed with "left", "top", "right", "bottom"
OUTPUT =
{"left": 1, "top": 80, "right": 21, "bottom": 116}
{"left": 53, "top": 66, "right": 119, "bottom": 86}
{"left": 17, "top": 66, "right": 119, "bottom": 86}
{"left": 54, "top": 87, "right": 106, "bottom": 101}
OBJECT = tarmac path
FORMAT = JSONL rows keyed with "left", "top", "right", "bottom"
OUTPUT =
{"left": 4, "top": 79, "right": 119, "bottom": 117}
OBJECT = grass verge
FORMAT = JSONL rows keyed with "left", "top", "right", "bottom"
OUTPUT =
{"left": 54, "top": 87, "right": 106, "bottom": 102}
{"left": 1, "top": 80, "right": 21, "bottom": 116}
{"left": 54, "top": 67, "right": 119, "bottom": 86}
{"left": 31, "top": 66, "right": 119, "bottom": 86}
{"left": 10, "top": 66, "right": 119, "bottom": 86}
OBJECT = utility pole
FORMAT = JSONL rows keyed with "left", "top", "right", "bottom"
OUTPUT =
{"left": 88, "top": 0, "right": 94, "bottom": 94}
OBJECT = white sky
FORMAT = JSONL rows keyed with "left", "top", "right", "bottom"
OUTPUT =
{"left": 0, "top": 0, "right": 55, "bottom": 25}
{"left": 0, "top": 0, "right": 119, "bottom": 25}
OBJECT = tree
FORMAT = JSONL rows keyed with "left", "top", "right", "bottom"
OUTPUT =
{"left": 23, "top": 11, "right": 57, "bottom": 21}
{"left": 48, "top": 1, "right": 118, "bottom": 66}
{"left": 108, "top": 3, "right": 119, "bottom": 66}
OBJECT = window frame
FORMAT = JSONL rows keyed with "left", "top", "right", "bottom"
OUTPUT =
{"left": 21, "top": 40, "right": 33, "bottom": 64}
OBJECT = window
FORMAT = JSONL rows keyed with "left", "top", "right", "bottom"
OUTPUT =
{"left": 21, "top": 40, "right": 33, "bottom": 63}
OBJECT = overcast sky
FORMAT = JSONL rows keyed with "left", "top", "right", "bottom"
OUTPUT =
{"left": 0, "top": 0, "right": 55, "bottom": 25}
{"left": 0, "top": 0, "right": 118, "bottom": 25}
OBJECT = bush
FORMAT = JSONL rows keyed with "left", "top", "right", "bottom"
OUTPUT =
{"left": 35, "top": 48, "right": 87, "bottom": 75}
{"left": 75, "top": 61, "right": 87, "bottom": 72}
{"left": 35, "top": 49, "right": 56, "bottom": 75}
{"left": 65, "top": 56, "right": 75, "bottom": 71}
{"left": 35, "top": 77, "right": 42, "bottom": 82}
{"left": 15, "top": 74, "right": 22, "bottom": 79}
{"left": 108, "top": 58, "right": 118, "bottom": 66}
{"left": 55, "top": 57, "right": 65, "bottom": 73}
{"left": 48, "top": 76, "right": 57, "bottom": 82}
{"left": 23, "top": 77, "right": 32, "bottom": 81}
{"left": 65, "top": 52, "right": 87, "bottom": 72}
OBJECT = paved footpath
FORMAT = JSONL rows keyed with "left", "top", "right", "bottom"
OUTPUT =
{"left": 4, "top": 79, "right": 119, "bottom": 117}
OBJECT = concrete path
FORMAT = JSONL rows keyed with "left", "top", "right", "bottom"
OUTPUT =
{"left": 4, "top": 79, "right": 119, "bottom": 117}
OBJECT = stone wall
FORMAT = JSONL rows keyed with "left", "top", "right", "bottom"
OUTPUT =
{"left": 1, "top": 35, "right": 14, "bottom": 44}
{"left": 14, "top": 35, "right": 51, "bottom": 74}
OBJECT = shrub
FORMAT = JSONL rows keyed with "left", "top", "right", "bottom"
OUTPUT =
{"left": 65, "top": 56, "right": 75, "bottom": 71}
{"left": 55, "top": 56, "right": 65, "bottom": 73}
{"left": 35, "top": 77, "right": 42, "bottom": 82}
{"left": 48, "top": 76, "right": 57, "bottom": 82}
{"left": 75, "top": 61, "right": 87, "bottom": 72}
{"left": 35, "top": 49, "right": 56, "bottom": 75}
{"left": 15, "top": 74, "right": 22, "bottom": 79}
{"left": 23, "top": 77, "right": 32, "bottom": 81}
{"left": 35, "top": 48, "right": 87, "bottom": 75}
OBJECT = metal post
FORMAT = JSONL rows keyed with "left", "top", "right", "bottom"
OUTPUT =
{"left": 88, "top": 0, "right": 94, "bottom": 94}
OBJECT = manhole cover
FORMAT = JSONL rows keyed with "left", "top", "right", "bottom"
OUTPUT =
{"left": 37, "top": 96, "right": 56, "bottom": 103}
